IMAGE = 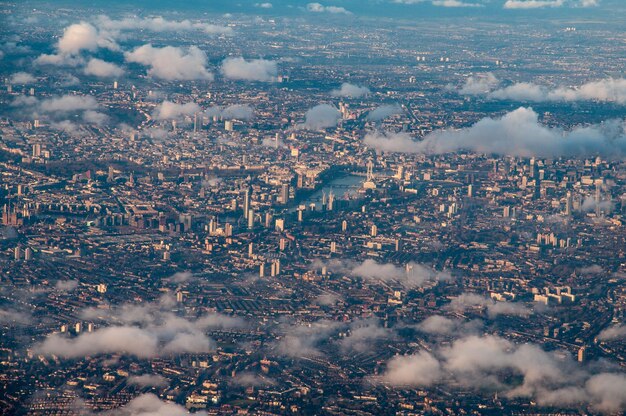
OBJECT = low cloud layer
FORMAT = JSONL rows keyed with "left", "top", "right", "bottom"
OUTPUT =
{"left": 379, "top": 334, "right": 626, "bottom": 413}
{"left": 205, "top": 104, "right": 255, "bottom": 120}
{"left": 127, "top": 374, "right": 169, "bottom": 388}
{"left": 34, "top": 296, "right": 244, "bottom": 359}
{"left": 447, "top": 293, "right": 532, "bottom": 318}
{"left": 96, "top": 15, "right": 232, "bottom": 36}
{"left": 94, "top": 393, "right": 206, "bottom": 416}
{"left": 306, "top": 3, "right": 352, "bottom": 14}
{"left": 84, "top": 58, "right": 124, "bottom": 78}
{"left": 125, "top": 44, "right": 213, "bottom": 81}
{"left": 459, "top": 75, "right": 626, "bottom": 104}
{"left": 10, "top": 72, "right": 36, "bottom": 84}
{"left": 153, "top": 101, "right": 201, "bottom": 120}
{"left": 314, "top": 258, "right": 451, "bottom": 289}
{"left": 40, "top": 95, "right": 99, "bottom": 113}
{"left": 502, "top": 0, "right": 596, "bottom": 9}
{"left": 277, "top": 319, "right": 341, "bottom": 357}
{"left": 299, "top": 104, "right": 341, "bottom": 129}
{"left": 364, "top": 107, "right": 626, "bottom": 158}
{"left": 220, "top": 57, "right": 277, "bottom": 82}
{"left": 598, "top": 324, "right": 626, "bottom": 341}
{"left": 331, "top": 83, "right": 370, "bottom": 98}
{"left": 366, "top": 104, "right": 403, "bottom": 121}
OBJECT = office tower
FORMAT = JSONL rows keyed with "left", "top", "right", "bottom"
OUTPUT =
{"left": 248, "top": 242, "right": 254, "bottom": 257}
{"left": 248, "top": 210, "right": 255, "bottom": 229}
{"left": 395, "top": 165, "right": 404, "bottom": 180}
{"left": 176, "top": 291, "right": 184, "bottom": 303}
{"left": 467, "top": 184, "right": 474, "bottom": 197}
{"left": 243, "top": 189, "right": 250, "bottom": 219}
{"left": 275, "top": 218, "right": 285, "bottom": 232}
{"left": 342, "top": 220, "right": 347, "bottom": 232}
{"left": 24, "top": 247, "right": 32, "bottom": 261}
{"left": 193, "top": 113, "right": 200, "bottom": 133}
{"left": 225, "top": 120, "right": 234, "bottom": 131}
{"left": 259, "top": 263, "right": 265, "bottom": 277}
{"left": 328, "top": 190, "right": 335, "bottom": 211}
{"left": 280, "top": 183, "right": 289, "bottom": 204}
{"left": 371, "top": 224, "right": 377, "bottom": 237}
{"left": 279, "top": 238, "right": 286, "bottom": 251}
{"left": 265, "top": 211, "right": 273, "bottom": 228}
{"left": 565, "top": 192, "right": 572, "bottom": 216}
{"left": 330, "top": 241, "right": 336, "bottom": 254}
{"left": 225, "top": 223, "right": 233, "bottom": 237}
{"left": 14, "top": 247, "right": 21, "bottom": 261}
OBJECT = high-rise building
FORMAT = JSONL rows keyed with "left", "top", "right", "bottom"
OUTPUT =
{"left": 248, "top": 210, "right": 255, "bottom": 229}
{"left": 243, "top": 189, "right": 250, "bottom": 219}
{"left": 280, "top": 183, "right": 290, "bottom": 205}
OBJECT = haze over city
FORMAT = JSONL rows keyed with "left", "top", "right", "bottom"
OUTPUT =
{"left": 0, "top": 0, "right": 625, "bottom": 415}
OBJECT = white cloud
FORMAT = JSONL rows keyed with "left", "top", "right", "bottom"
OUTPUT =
{"left": 55, "top": 280, "right": 78, "bottom": 292}
{"left": 366, "top": 104, "right": 403, "bottom": 121}
{"left": 96, "top": 16, "right": 233, "bottom": 35}
{"left": 153, "top": 101, "right": 201, "bottom": 120}
{"left": 416, "top": 315, "right": 482, "bottom": 336}
{"left": 364, "top": 130, "right": 420, "bottom": 153}
{"left": 381, "top": 351, "right": 442, "bottom": 386}
{"left": 57, "top": 22, "right": 100, "bottom": 55}
{"left": 366, "top": 107, "right": 626, "bottom": 158}
{"left": 394, "top": 0, "right": 484, "bottom": 6}
{"left": 255, "top": 3, "right": 273, "bottom": 8}
{"left": 318, "top": 258, "right": 452, "bottom": 289}
{"left": 83, "top": 110, "right": 109, "bottom": 125}
{"left": 487, "top": 79, "right": 626, "bottom": 104}
{"left": 34, "top": 53, "right": 84, "bottom": 67}
{"left": 432, "top": 0, "right": 484, "bottom": 6}
{"left": 597, "top": 324, "right": 626, "bottom": 341}
{"left": 458, "top": 73, "right": 499, "bottom": 95}
{"left": 10, "top": 72, "right": 36, "bottom": 84}
{"left": 35, "top": 326, "right": 161, "bottom": 358}
{"left": 35, "top": 296, "right": 244, "bottom": 359}
{"left": 40, "top": 95, "right": 99, "bottom": 113}
{"left": 125, "top": 44, "right": 214, "bottom": 81}
{"left": 100, "top": 393, "right": 206, "bottom": 416}
{"left": 220, "top": 57, "right": 277, "bottom": 82}
{"left": 84, "top": 58, "right": 124, "bottom": 78}
{"left": 299, "top": 104, "right": 341, "bottom": 129}
{"left": 447, "top": 293, "right": 531, "bottom": 318}
{"left": 204, "top": 104, "right": 255, "bottom": 120}
{"left": 306, "top": 3, "right": 352, "bottom": 14}
{"left": 127, "top": 374, "right": 169, "bottom": 388}
{"left": 277, "top": 320, "right": 341, "bottom": 357}
{"left": 331, "top": 83, "right": 370, "bottom": 98}
{"left": 339, "top": 319, "right": 392, "bottom": 352}
{"left": 504, "top": 0, "right": 565, "bottom": 8}
{"left": 0, "top": 308, "right": 31, "bottom": 325}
